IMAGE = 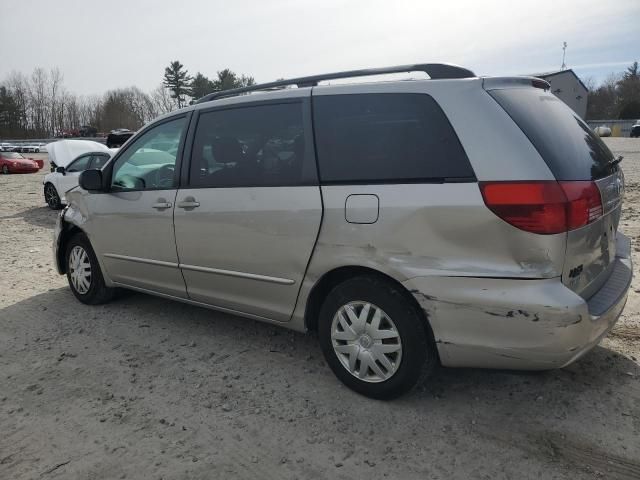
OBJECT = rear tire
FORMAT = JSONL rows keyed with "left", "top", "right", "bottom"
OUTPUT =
{"left": 2, "top": 165, "right": 9, "bottom": 174}
{"left": 318, "top": 275, "right": 437, "bottom": 399}
{"left": 65, "top": 233, "right": 114, "bottom": 305}
{"left": 44, "top": 183, "right": 62, "bottom": 210}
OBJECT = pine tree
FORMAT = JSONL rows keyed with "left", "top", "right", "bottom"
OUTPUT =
{"left": 163, "top": 61, "right": 192, "bottom": 109}
{"left": 190, "top": 72, "right": 215, "bottom": 101}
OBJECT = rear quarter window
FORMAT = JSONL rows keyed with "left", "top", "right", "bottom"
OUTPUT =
{"left": 312, "top": 93, "right": 474, "bottom": 183}
{"left": 488, "top": 88, "right": 617, "bottom": 180}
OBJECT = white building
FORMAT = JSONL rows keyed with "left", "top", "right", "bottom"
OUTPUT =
{"left": 531, "top": 69, "right": 589, "bottom": 119}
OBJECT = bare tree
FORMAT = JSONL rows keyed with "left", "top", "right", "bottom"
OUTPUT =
{"left": 2, "top": 62, "right": 262, "bottom": 138}
{"left": 5, "top": 71, "right": 30, "bottom": 133}
{"left": 150, "top": 84, "right": 177, "bottom": 115}
{"left": 131, "top": 86, "right": 156, "bottom": 125}
{"left": 61, "top": 91, "right": 79, "bottom": 131}
{"left": 49, "top": 67, "right": 63, "bottom": 135}
{"left": 30, "top": 67, "right": 49, "bottom": 136}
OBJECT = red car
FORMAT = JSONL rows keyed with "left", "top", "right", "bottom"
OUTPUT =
{"left": 0, "top": 152, "right": 42, "bottom": 174}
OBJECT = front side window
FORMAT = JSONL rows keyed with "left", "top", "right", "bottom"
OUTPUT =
{"left": 313, "top": 93, "right": 473, "bottom": 183}
{"left": 190, "top": 102, "right": 306, "bottom": 187}
{"left": 111, "top": 117, "right": 185, "bottom": 190}
{"left": 67, "top": 155, "right": 92, "bottom": 173}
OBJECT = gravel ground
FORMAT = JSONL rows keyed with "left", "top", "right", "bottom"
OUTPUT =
{"left": 1, "top": 138, "right": 639, "bottom": 480}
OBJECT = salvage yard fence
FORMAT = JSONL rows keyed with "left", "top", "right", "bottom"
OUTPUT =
{"left": 587, "top": 120, "right": 638, "bottom": 137}
{"left": 0, "top": 137, "right": 107, "bottom": 146}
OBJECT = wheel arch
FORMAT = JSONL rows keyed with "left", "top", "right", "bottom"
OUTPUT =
{"left": 56, "top": 222, "right": 86, "bottom": 274}
{"left": 44, "top": 180, "right": 57, "bottom": 190}
{"left": 304, "top": 265, "right": 437, "bottom": 349}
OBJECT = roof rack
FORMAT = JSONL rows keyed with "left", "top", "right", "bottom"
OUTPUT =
{"left": 195, "top": 63, "right": 475, "bottom": 104}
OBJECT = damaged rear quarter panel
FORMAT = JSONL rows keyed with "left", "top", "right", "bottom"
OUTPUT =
{"left": 402, "top": 275, "right": 591, "bottom": 369}
{"left": 292, "top": 183, "right": 567, "bottom": 334}
{"left": 307, "top": 183, "right": 566, "bottom": 281}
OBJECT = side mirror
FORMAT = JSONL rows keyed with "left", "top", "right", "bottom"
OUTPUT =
{"left": 56, "top": 166, "right": 65, "bottom": 175}
{"left": 79, "top": 169, "right": 104, "bottom": 192}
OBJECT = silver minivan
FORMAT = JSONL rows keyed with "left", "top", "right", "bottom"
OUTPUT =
{"left": 53, "top": 64, "right": 632, "bottom": 399}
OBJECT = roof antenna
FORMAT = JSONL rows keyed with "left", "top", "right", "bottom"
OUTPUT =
{"left": 561, "top": 42, "right": 567, "bottom": 70}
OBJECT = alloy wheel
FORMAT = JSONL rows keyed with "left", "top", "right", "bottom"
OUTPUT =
{"left": 331, "top": 301, "right": 402, "bottom": 383}
{"left": 45, "top": 185, "right": 58, "bottom": 208}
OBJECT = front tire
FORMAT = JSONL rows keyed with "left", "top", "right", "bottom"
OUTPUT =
{"left": 1, "top": 165, "right": 9, "bottom": 174}
{"left": 318, "top": 275, "right": 437, "bottom": 399}
{"left": 65, "top": 233, "right": 114, "bottom": 305}
{"left": 44, "top": 183, "right": 62, "bottom": 210}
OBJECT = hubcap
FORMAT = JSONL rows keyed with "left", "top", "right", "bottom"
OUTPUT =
{"left": 331, "top": 301, "right": 402, "bottom": 383}
{"left": 69, "top": 246, "right": 91, "bottom": 294}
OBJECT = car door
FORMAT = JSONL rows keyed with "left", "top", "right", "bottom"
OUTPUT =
{"left": 82, "top": 115, "right": 190, "bottom": 298}
{"left": 58, "top": 153, "right": 92, "bottom": 197}
{"left": 174, "top": 97, "right": 322, "bottom": 322}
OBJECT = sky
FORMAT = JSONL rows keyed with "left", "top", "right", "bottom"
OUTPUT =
{"left": 0, "top": 0, "right": 638, "bottom": 96}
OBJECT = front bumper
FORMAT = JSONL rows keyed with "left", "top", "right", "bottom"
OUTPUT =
{"left": 403, "top": 233, "right": 632, "bottom": 370}
{"left": 52, "top": 209, "right": 66, "bottom": 275}
{"left": 13, "top": 166, "right": 39, "bottom": 173}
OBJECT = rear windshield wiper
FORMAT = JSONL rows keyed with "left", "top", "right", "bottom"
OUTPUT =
{"left": 609, "top": 155, "right": 624, "bottom": 167}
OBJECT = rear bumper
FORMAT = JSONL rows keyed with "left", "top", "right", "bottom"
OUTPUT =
{"left": 403, "top": 233, "right": 632, "bottom": 370}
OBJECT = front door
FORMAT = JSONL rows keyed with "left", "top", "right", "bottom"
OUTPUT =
{"left": 173, "top": 98, "right": 322, "bottom": 321}
{"left": 84, "top": 116, "right": 189, "bottom": 297}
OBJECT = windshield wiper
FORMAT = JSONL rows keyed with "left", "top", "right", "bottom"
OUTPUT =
{"left": 609, "top": 155, "right": 624, "bottom": 167}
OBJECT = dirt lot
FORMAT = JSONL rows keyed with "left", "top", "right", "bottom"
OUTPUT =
{"left": 1, "top": 138, "right": 639, "bottom": 480}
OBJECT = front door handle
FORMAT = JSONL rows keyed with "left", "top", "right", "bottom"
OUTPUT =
{"left": 177, "top": 196, "right": 200, "bottom": 209}
{"left": 152, "top": 199, "right": 172, "bottom": 210}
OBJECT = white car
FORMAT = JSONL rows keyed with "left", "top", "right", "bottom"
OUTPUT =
{"left": 44, "top": 140, "right": 118, "bottom": 209}
{"left": 594, "top": 125, "right": 612, "bottom": 137}
{"left": 27, "top": 143, "right": 45, "bottom": 153}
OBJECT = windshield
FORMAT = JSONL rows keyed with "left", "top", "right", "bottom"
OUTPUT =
{"left": 489, "top": 88, "right": 617, "bottom": 180}
{"left": 2, "top": 152, "right": 25, "bottom": 159}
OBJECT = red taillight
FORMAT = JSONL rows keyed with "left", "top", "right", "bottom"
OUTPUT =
{"left": 559, "top": 181, "right": 603, "bottom": 230}
{"left": 480, "top": 181, "right": 603, "bottom": 234}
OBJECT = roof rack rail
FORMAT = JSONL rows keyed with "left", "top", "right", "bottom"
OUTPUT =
{"left": 195, "top": 63, "right": 475, "bottom": 104}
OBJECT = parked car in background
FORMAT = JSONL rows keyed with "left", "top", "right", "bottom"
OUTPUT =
{"left": 44, "top": 140, "right": 118, "bottom": 209}
{"left": 0, "top": 151, "right": 41, "bottom": 174}
{"left": 106, "top": 128, "right": 135, "bottom": 148}
{"left": 594, "top": 125, "right": 612, "bottom": 137}
{"left": 22, "top": 144, "right": 43, "bottom": 153}
{"left": 53, "top": 64, "right": 632, "bottom": 399}
{"left": 631, "top": 124, "right": 640, "bottom": 138}
{"left": 79, "top": 125, "right": 98, "bottom": 137}
{"left": 0, "top": 143, "right": 15, "bottom": 151}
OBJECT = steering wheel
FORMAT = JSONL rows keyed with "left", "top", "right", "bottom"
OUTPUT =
{"left": 155, "top": 164, "right": 175, "bottom": 188}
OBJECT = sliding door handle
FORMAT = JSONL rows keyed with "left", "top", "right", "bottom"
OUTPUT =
{"left": 152, "top": 200, "right": 172, "bottom": 210}
{"left": 177, "top": 197, "right": 200, "bottom": 209}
